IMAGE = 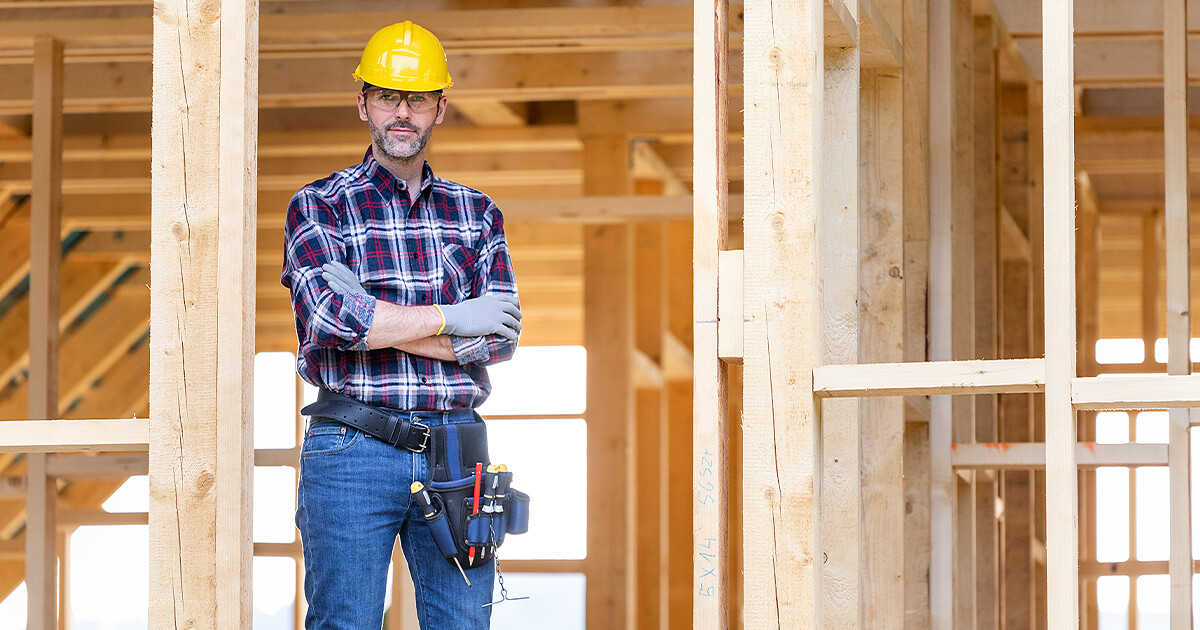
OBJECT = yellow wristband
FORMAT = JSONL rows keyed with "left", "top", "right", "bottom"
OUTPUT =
{"left": 435, "top": 305, "right": 446, "bottom": 335}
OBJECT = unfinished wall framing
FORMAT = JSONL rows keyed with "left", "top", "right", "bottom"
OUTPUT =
{"left": 1, "top": 0, "right": 1199, "bottom": 628}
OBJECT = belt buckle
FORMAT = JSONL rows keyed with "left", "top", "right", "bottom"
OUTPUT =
{"left": 411, "top": 419, "right": 430, "bottom": 453}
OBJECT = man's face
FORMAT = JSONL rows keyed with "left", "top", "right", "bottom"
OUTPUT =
{"left": 357, "top": 89, "right": 448, "bottom": 163}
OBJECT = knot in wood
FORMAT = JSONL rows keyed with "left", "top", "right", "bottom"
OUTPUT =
{"left": 169, "top": 221, "right": 188, "bottom": 242}
{"left": 198, "top": 0, "right": 221, "bottom": 23}
{"left": 889, "top": 266, "right": 902, "bottom": 278}
{"left": 768, "top": 46, "right": 785, "bottom": 70}
{"left": 768, "top": 209, "right": 786, "bottom": 232}
{"left": 762, "top": 485, "right": 779, "bottom": 506}
{"left": 195, "top": 471, "right": 215, "bottom": 495}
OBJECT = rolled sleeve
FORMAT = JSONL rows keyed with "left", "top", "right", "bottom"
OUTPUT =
{"left": 450, "top": 333, "right": 517, "bottom": 367}
{"left": 281, "top": 190, "right": 377, "bottom": 351}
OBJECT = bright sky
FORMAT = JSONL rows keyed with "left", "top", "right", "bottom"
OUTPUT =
{"left": 0, "top": 346, "right": 588, "bottom": 629}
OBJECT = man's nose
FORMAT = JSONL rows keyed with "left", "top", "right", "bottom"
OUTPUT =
{"left": 392, "top": 101, "right": 413, "bottom": 119}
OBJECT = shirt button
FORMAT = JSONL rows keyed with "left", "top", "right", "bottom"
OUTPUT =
{"left": 420, "top": 295, "right": 428, "bottom": 303}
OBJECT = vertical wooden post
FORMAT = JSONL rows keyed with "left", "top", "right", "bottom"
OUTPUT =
{"left": 666, "top": 221, "right": 695, "bottom": 630}
{"left": 821, "top": 6, "right": 861, "bottom": 619}
{"left": 693, "top": 2, "right": 729, "bottom": 629}
{"left": 930, "top": 0, "right": 976, "bottom": 626}
{"left": 951, "top": 4, "right": 977, "bottom": 628}
{"left": 1027, "top": 82, "right": 1049, "bottom": 630}
{"left": 902, "top": 0, "right": 932, "bottom": 624}
{"left": 743, "top": 0, "right": 823, "bottom": 625}
{"left": 972, "top": 17, "right": 1000, "bottom": 630}
{"left": 149, "top": 0, "right": 257, "bottom": 626}
{"left": 27, "top": 33, "right": 63, "bottom": 630}
{"left": 1162, "top": 1, "right": 1192, "bottom": 626}
{"left": 583, "top": 133, "right": 636, "bottom": 630}
{"left": 634, "top": 222, "right": 668, "bottom": 630}
{"left": 57, "top": 530, "right": 70, "bottom": 630}
{"left": 999, "top": 83, "right": 1036, "bottom": 630}
{"left": 1042, "top": 0, "right": 1078, "bottom": 625}
{"left": 860, "top": 66, "right": 905, "bottom": 629}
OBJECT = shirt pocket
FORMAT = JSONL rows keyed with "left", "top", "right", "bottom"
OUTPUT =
{"left": 440, "top": 242, "right": 477, "bottom": 304}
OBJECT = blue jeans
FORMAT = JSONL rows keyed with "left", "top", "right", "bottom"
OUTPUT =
{"left": 296, "top": 410, "right": 495, "bottom": 630}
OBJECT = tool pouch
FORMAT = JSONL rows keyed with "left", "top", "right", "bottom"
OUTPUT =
{"left": 420, "top": 416, "right": 529, "bottom": 568}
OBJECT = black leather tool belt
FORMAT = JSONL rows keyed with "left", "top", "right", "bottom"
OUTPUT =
{"left": 300, "top": 389, "right": 432, "bottom": 453}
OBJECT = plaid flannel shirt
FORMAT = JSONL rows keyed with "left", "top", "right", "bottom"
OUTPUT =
{"left": 281, "top": 149, "right": 519, "bottom": 410}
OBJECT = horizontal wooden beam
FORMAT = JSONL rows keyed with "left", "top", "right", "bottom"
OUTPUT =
{"left": 812, "top": 358, "right": 1046, "bottom": 397}
{"left": 254, "top": 541, "right": 301, "bottom": 557}
{"left": 951, "top": 442, "right": 1167, "bottom": 469}
{"left": 9, "top": 194, "right": 745, "bottom": 233}
{"left": 1082, "top": 559, "right": 1200, "bottom": 579}
{"left": 0, "top": 49, "right": 737, "bottom": 115}
{"left": 1072, "top": 374, "right": 1200, "bottom": 410}
{"left": 1014, "top": 36, "right": 1200, "bottom": 86}
{"left": 502, "top": 559, "right": 587, "bottom": 574}
{"left": 44, "top": 452, "right": 147, "bottom": 477}
{"left": 0, "top": 125, "right": 586, "bottom": 163}
{"left": 58, "top": 509, "right": 147, "bottom": 527}
{"left": 0, "top": 6, "right": 740, "bottom": 57}
{"left": 0, "top": 419, "right": 148, "bottom": 452}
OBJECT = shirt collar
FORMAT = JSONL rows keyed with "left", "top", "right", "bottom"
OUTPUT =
{"left": 361, "top": 147, "right": 437, "bottom": 204}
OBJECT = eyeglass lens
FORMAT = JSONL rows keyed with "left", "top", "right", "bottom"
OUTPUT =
{"left": 367, "top": 90, "right": 439, "bottom": 112}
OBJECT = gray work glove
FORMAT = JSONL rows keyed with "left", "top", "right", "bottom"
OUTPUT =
{"left": 321, "top": 261, "right": 367, "bottom": 296}
{"left": 441, "top": 294, "right": 522, "bottom": 340}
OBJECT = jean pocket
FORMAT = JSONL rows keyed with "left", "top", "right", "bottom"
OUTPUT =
{"left": 301, "top": 422, "right": 362, "bottom": 457}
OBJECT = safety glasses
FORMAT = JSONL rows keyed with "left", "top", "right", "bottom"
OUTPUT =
{"left": 363, "top": 88, "right": 443, "bottom": 113}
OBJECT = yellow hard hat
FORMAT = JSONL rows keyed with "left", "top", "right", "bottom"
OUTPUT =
{"left": 353, "top": 21, "right": 453, "bottom": 92}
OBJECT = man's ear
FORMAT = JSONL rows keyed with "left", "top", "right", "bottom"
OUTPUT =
{"left": 356, "top": 92, "right": 369, "bottom": 122}
{"left": 434, "top": 95, "right": 448, "bottom": 125}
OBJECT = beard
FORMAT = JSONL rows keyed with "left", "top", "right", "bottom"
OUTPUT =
{"left": 367, "top": 116, "right": 434, "bottom": 164}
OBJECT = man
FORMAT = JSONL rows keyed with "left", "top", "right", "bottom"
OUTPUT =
{"left": 281, "top": 21, "right": 520, "bottom": 629}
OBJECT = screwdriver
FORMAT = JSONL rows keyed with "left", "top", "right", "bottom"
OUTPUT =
{"left": 411, "top": 481, "right": 471, "bottom": 587}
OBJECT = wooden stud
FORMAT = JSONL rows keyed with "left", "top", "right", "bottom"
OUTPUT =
{"left": 1042, "top": 0, "right": 1078, "bottom": 625}
{"left": 148, "top": 0, "right": 257, "bottom": 626}
{"left": 859, "top": 65, "right": 904, "bottom": 629}
{"left": 693, "top": 2, "right": 730, "bottom": 629}
{"left": 1027, "top": 82, "right": 1049, "bottom": 630}
{"left": 928, "top": 0, "right": 971, "bottom": 622}
{"left": 902, "top": 0, "right": 932, "bottom": 622}
{"left": 972, "top": 18, "right": 1000, "bottom": 629}
{"left": 665, "top": 221, "right": 694, "bottom": 630}
{"left": 57, "top": 529, "right": 70, "bottom": 630}
{"left": 949, "top": 3, "right": 976, "bottom": 627}
{"left": 742, "top": 0, "right": 822, "bottom": 625}
{"left": 1141, "top": 212, "right": 1161, "bottom": 370}
{"left": 998, "top": 80, "right": 1036, "bottom": 630}
{"left": 582, "top": 134, "right": 637, "bottom": 630}
{"left": 634, "top": 221, "right": 668, "bottom": 630}
{"left": 820, "top": 36, "right": 860, "bottom": 627}
{"left": 1076, "top": 174, "right": 1101, "bottom": 630}
{"left": 1162, "top": 2, "right": 1192, "bottom": 626}
{"left": 26, "top": 34, "right": 63, "bottom": 630}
